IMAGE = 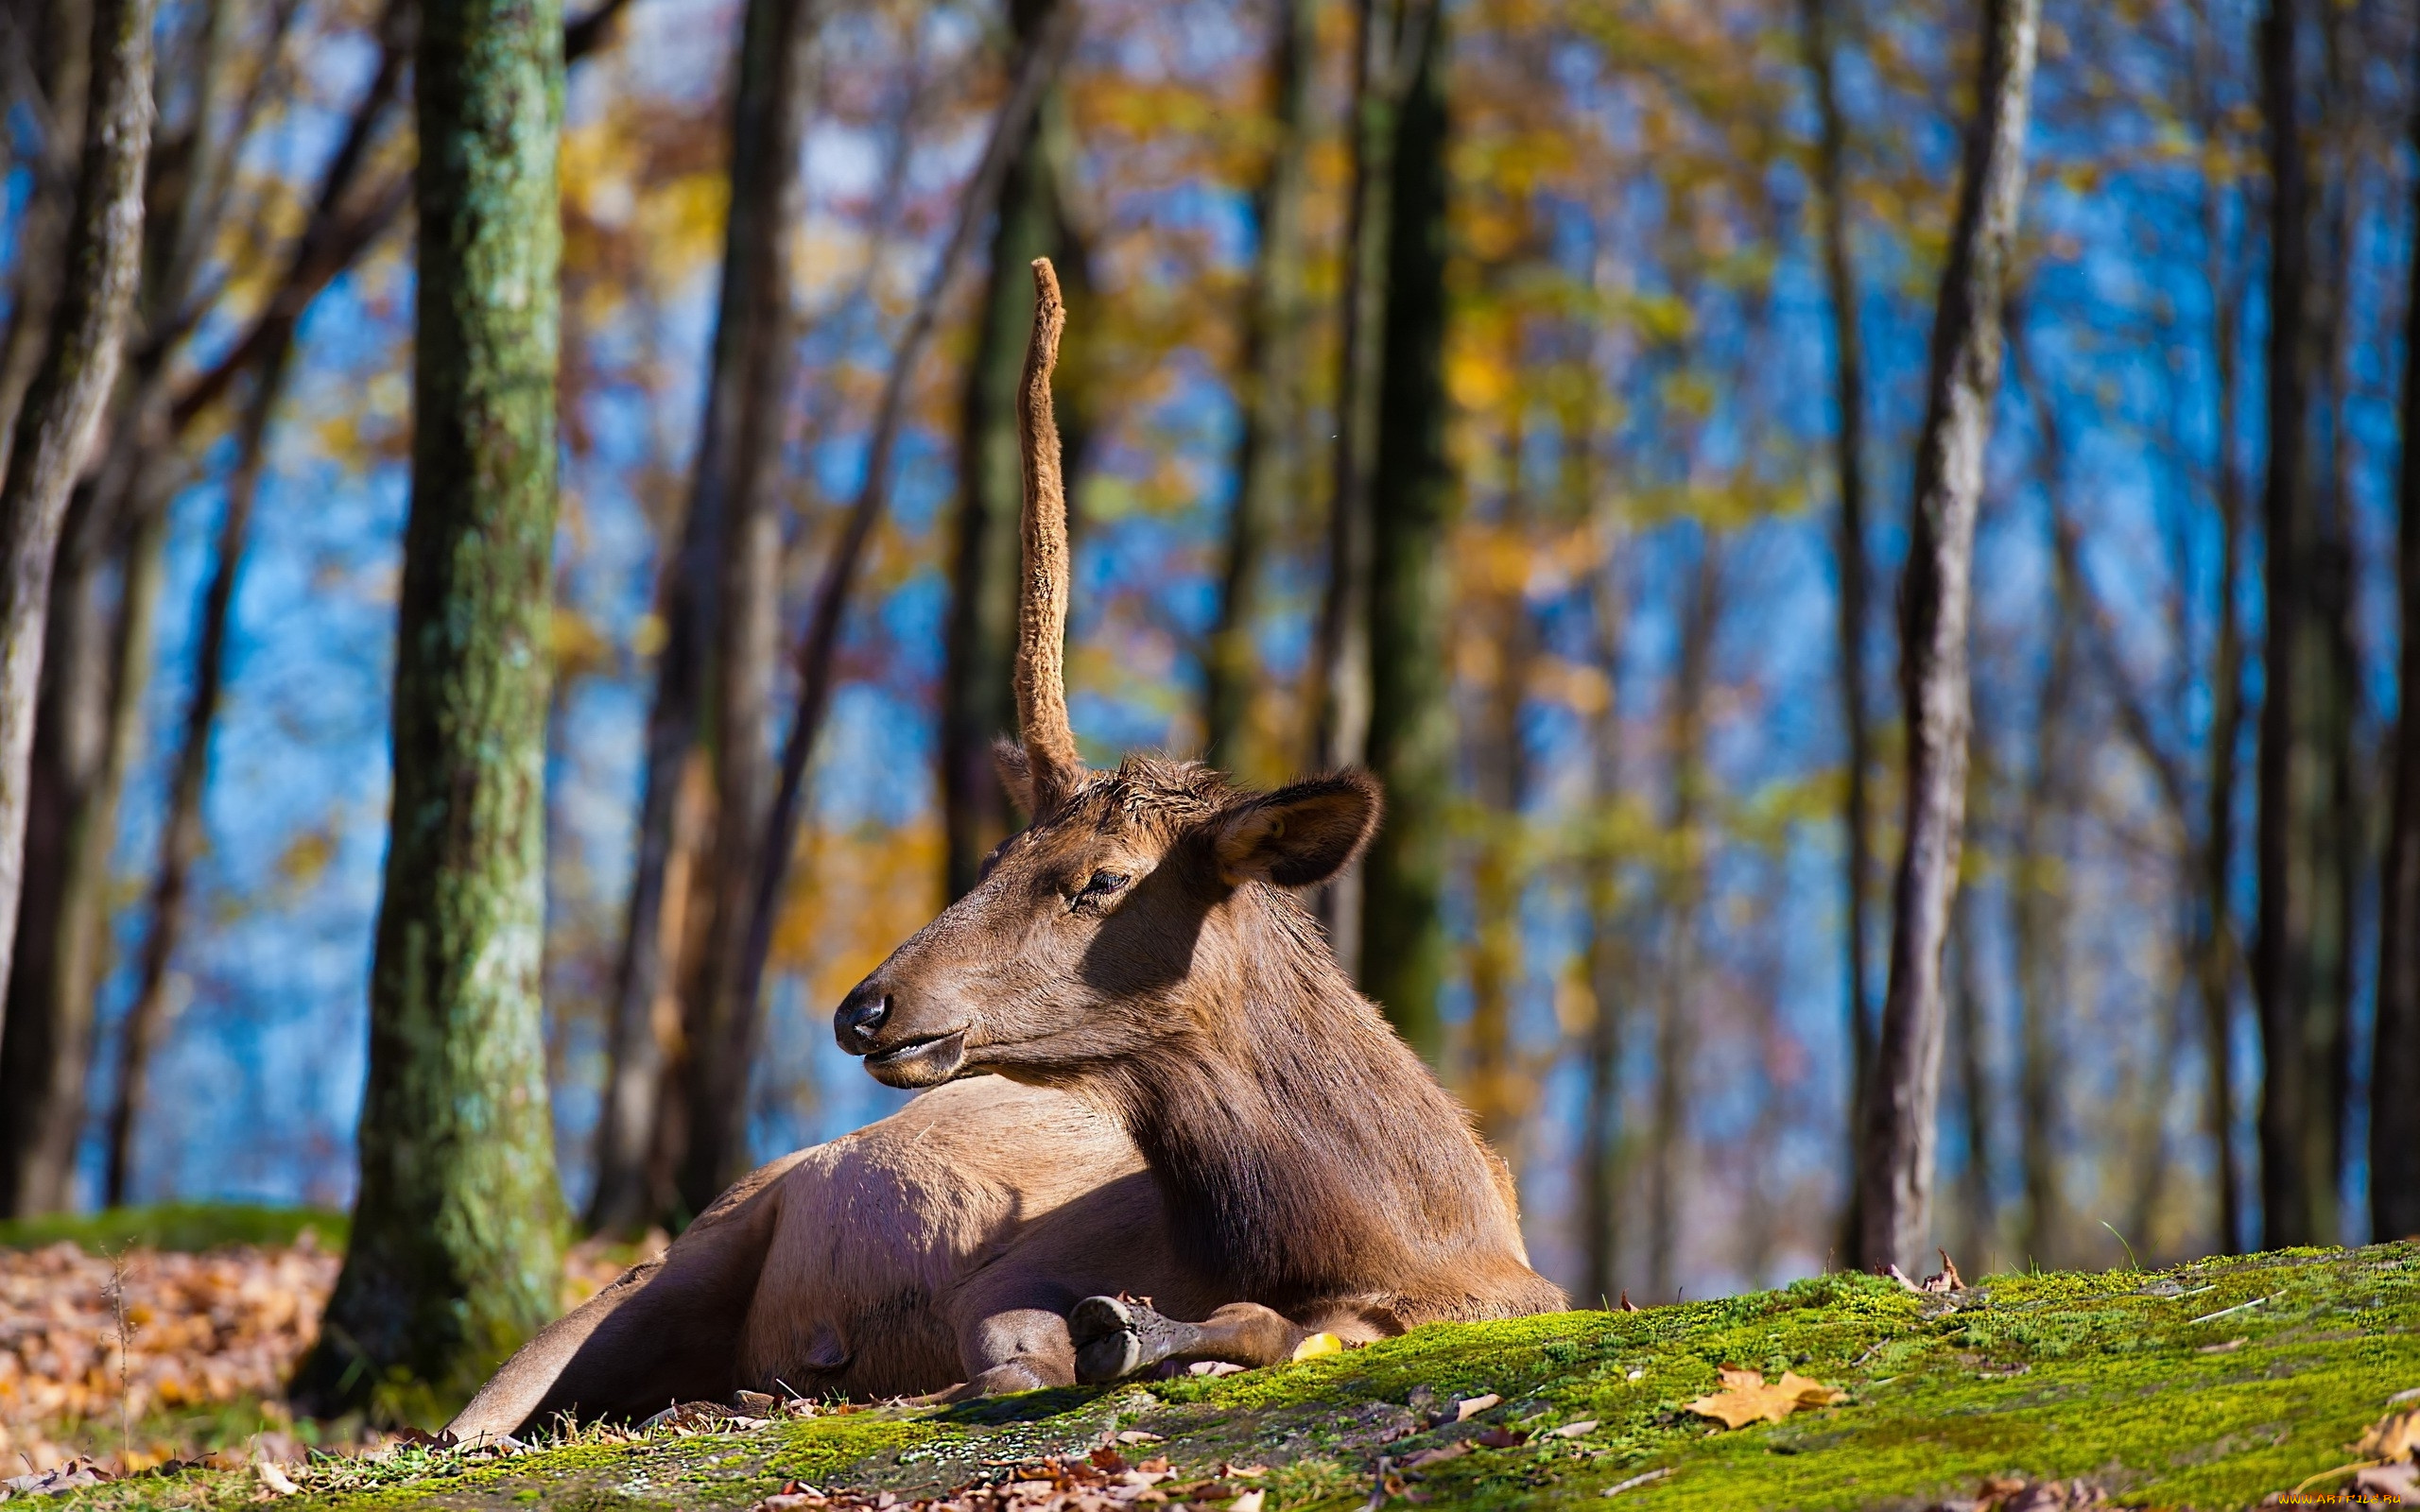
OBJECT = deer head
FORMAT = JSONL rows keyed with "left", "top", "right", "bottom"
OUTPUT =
{"left": 834, "top": 259, "right": 1381, "bottom": 1091}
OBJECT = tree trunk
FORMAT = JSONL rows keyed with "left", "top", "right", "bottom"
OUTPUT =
{"left": 1579, "top": 511, "right": 1628, "bottom": 1308}
{"left": 2252, "top": 0, "right": 2342, "bottom": 1252}
{"left": 1310, "top": 0, "right": 1431, "bottom": 971}
{"left": 0, "top": 483, "right": 116, "bottom": 1215}
{"left": 0, "top": 0, "right": 253, "bottom": 1216}
{"left": 591, "top": 0, "right": 816, "bottom": 1231}
{"left": 1800, "top": 0, "right": 1876, "bottom": 1243}
{"left": 1581, "top": 901, "right": 1627, "bottom": 1305}
{"left": 0, "top": 0, "right": 154, "bottom": 1033}
{"left": 671, "top": 0, "right": 819, "bottom": 1220}
{"left": 1856, "top": 0, "right": 2038, "bottom": 1274}
{"left": 0, "top": 0, "right": 93, "bottom": 475}
{"left": 2014, "top": 589, "right": 2073, "bottom": 1267}
{"left": 2375, "top": 10, "right": 2420, "bottom": 1243}
{"left": 941, "top": 0, "right": 1087, "bottom": 903}
{"left": 2192, "top": 0, "right": 2246, "bottom": 1252}
{"left": 1950, "top": 886, "right": 1995, "bottom": 1267}
{"left": 1357, "top": 0, "right": 1449, "bottom": 1060}
{"left": 1466, "top": 425, "right": 1532, "bottom": 1156}
{"left": 588, "top": 551, "right": 711, "bottom": 1235}
{"left": 104, "top": 338, "right": 296, "bottom": 1209}
{"left": 1201, "top": 0, "right": 1313, "bottom": 777}
{"left": 1741, "top": 873, "right": 1792, "bottom": 1287}
{"left": 290, "top": 0, "right": 564, "bottom": 1419}
{"left": 2299, "top": 0, "right": 2359, "bottom": 1246}
{"left": 1648, "top": 542, "right": 1718, "bottom": 1302}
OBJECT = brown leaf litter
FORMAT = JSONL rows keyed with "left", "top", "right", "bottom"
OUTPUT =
{"left": 747, "top": 1452, "right": 1270, "bottom": 1512}
{"left": 0, "top": 1228, "right": 657, "bottom": 1477}
{"left": 0, "top": 1235, "right": 337, "bottom": 1473}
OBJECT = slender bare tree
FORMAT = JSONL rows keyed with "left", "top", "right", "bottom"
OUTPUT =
{"left": 1357, "top": 0, "right": 1452, "bottom": 1057}
{"left": 1310, "top": 0, "right": 1435, "bottom": 979}
{"left": 939, "top": 0, "right": 1087, "bottom": 904}
{"left": 2251, "top": 0, "right": 2348, "bottom": 1252}
{"left": 0, "top": 0, "right": 93, "bottom": 472}
{"left": 2373, "top": 4, "right": 2420, "bottom": 1245}
{"left": 1799, "top": 0, "right": 1876, "bottom": 1220}
{"left": 1201, "top": 0, "right": 1315, "bottom": 776}
{"left": 2188, "top": 0, "right": 2248, "bottom": 1256}
{"left": 0, "top": 0, "right": 155, "bottom": 1028}
{"left": 668, "top": 0, "right": 821, "bottom": 1221}
{"left": 1858, "top": 0, "right": 2040, "bottom": 1275}
{"left": 1649, "top": 541, "right": 1719, "bottom": 1300}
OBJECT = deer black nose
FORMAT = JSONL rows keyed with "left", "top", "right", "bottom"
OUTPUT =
{"left": 835, "top": 982, "right": 890, "bottom": 1047}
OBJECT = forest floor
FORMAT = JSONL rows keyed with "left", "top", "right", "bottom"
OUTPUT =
{"left": 0, "top": 1213, "right": 2413, "bottom": 1510}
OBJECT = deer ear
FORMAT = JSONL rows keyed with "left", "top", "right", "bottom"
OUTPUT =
{"left": 1210, "top": 771, "right": 1382, "bottom": 888}
{"left": 994, "top": 737, "right": 1036, "bottom": 817}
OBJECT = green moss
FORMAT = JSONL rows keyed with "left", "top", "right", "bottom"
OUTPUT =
{"left": 0, "top": 1204, "right": 348, "bottom": 1253}
{"left": 46, "top": 1245, "right": 2419, "bottom": 1510}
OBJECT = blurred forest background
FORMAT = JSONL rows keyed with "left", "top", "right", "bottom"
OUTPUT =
{"left": 0, "top": 0, "right": 2412, "bottom": 1319}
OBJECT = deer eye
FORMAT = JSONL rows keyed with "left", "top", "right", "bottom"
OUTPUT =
{"left": 1077, "top": 870, "right": 1130, "bottom": 900}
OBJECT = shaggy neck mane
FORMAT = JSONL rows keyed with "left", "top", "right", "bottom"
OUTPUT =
{"left": 1102, "top": 883, "right": 1520, "bottom": 1305}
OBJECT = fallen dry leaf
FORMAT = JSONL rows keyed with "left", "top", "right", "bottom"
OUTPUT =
{"left": 1232, "top": 1491, "right": 1266, "bottom": 1512}
{"left": 1291, "top": 1332, "right": 1344, "bottom": 1362}
{"left": 1115, "top": 1430, "right": 1162, "bottom": 1444}
{"left": 1549, "top": 1419, "right": 1598, "bottom": 1438}
{"left": 1685, "top": 1366, "right": 1847, "bottom": 1429}
{"left": 2361, "top": 1407, "right": 2420, "bottom": 1463}
{"left": 1188, "top": 1359, "right": 1247, "bottom": 1377}
{"left": 1, "top": 1458, "right": 113, "bottom": 1496}
{"left": 1453, "top": 1392, "right": 1501, "bottom": 1421}
{"left": 1472, "top": 1426, "right": 1529, "bottom": 1449}
{"left": 1890, "top": 1249, "right": 1970, "bottom": 1297}
{"left": 1399, "top": 1442, "right": 1470, "bottom": 1470}
{"left": 256, "top": 1460, "right": 301, "bottom": 1495}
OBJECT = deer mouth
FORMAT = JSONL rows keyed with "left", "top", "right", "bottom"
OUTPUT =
{"left": 860, "top": 1027, "right": 969, "bottom": 1087}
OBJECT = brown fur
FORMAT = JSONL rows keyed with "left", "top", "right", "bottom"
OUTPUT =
{"left": 836, "top": 755, "right": 1566, "bottom": 1344}
{"left": 450, "top": 1076, "right": 1213, "bottom": 1437}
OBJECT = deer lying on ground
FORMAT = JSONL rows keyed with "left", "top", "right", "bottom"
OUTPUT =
{"left": 447, "top": 261, "right": 1561, "bottom": 1440}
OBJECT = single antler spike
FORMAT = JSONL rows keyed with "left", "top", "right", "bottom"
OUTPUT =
{"left": 1014, "top": 256, "right": 1083, "bottom": 811}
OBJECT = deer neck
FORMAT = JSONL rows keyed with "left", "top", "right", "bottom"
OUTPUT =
{"left": 1103, "top": 891, "right": 1519, "bottom": 1304}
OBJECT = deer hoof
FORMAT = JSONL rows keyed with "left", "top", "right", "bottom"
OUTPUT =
{"left": 1068, "top": 1296, "right": 1200, "bottom": 1383}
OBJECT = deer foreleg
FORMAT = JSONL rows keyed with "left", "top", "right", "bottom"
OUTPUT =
{"left": 1067, "top": 1296, "right": 1315, "bottom": 1383}
{"left": 919, "top": 1278, "right": 1083, "bottom": 1403}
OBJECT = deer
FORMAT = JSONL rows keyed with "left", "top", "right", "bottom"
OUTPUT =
{"left": 446, "top": 261, "right": 1561, "bottom": 1441}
